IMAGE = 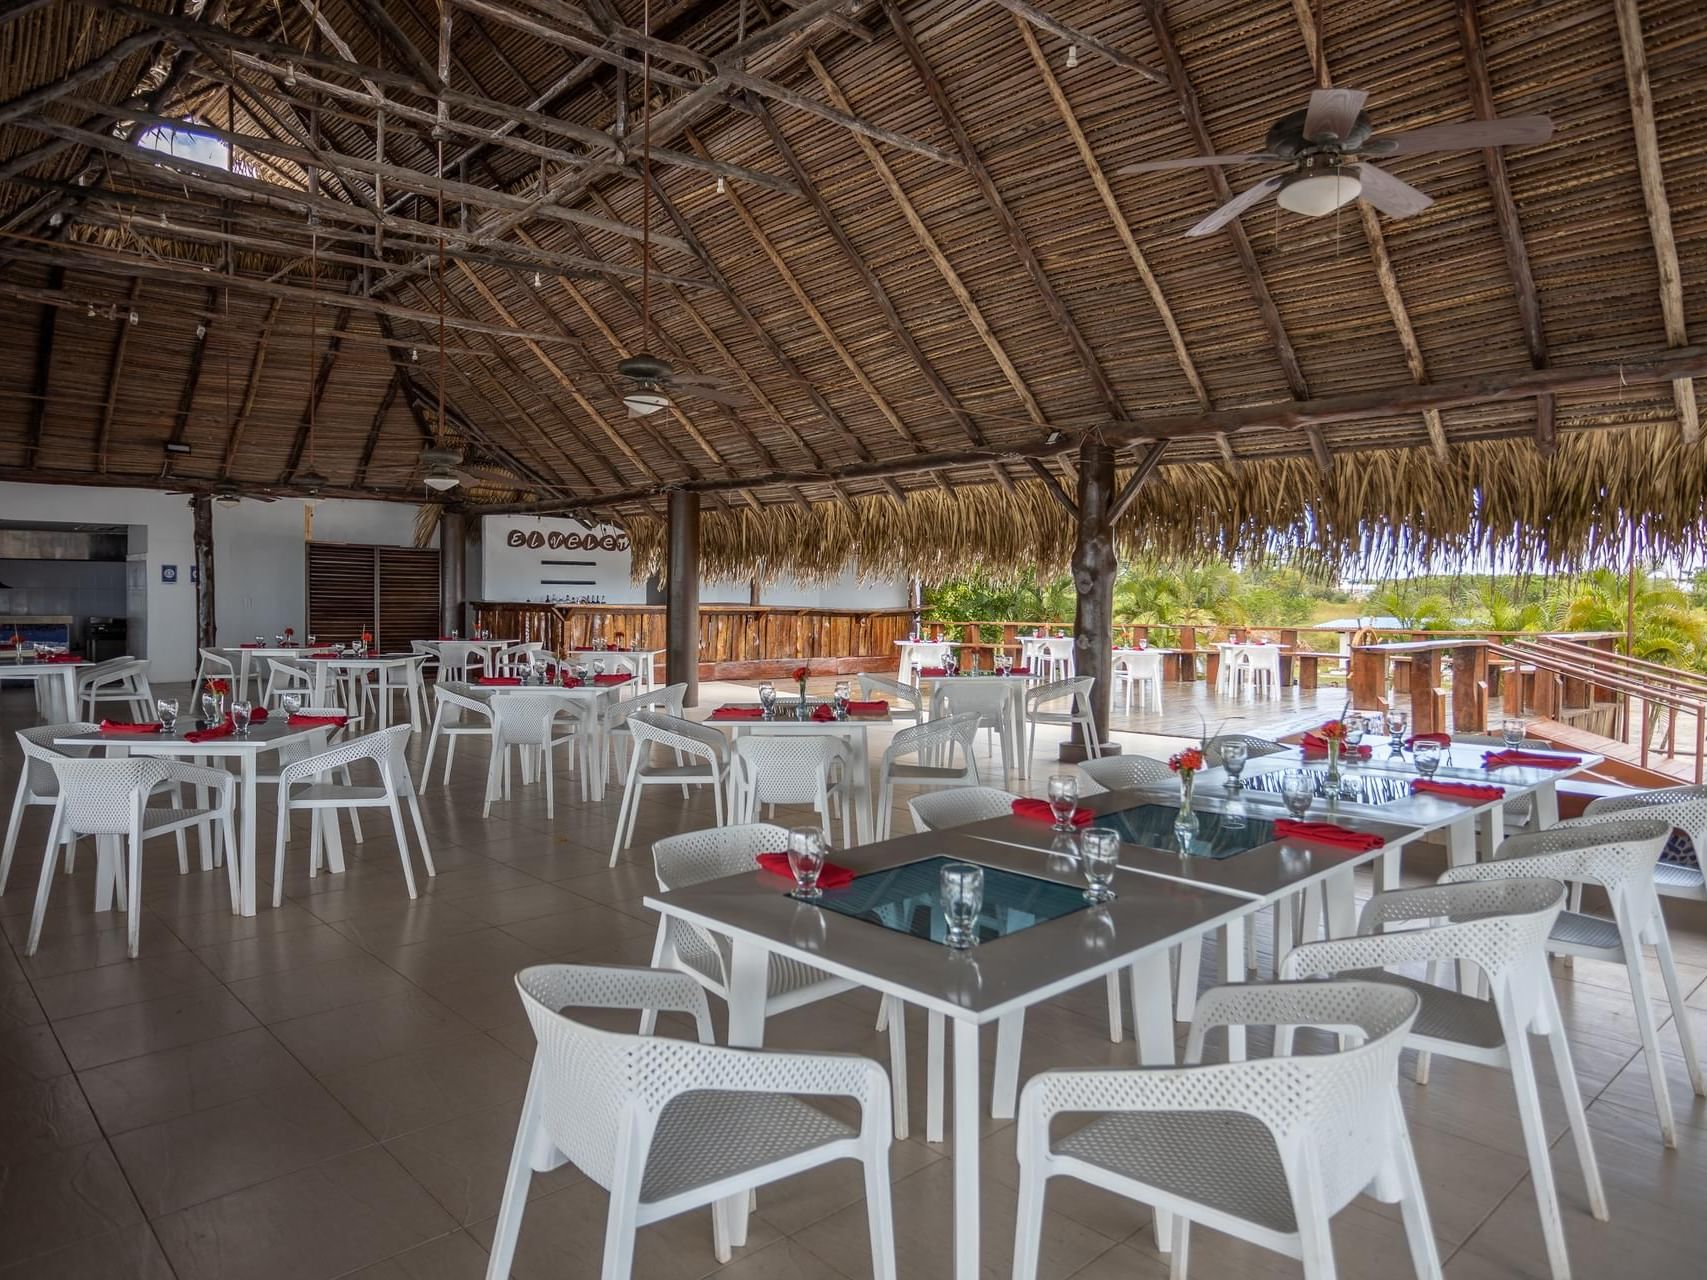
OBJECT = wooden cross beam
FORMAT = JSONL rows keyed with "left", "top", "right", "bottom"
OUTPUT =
{"left": 24, "top": 265, "right": 63, "bottom": 467}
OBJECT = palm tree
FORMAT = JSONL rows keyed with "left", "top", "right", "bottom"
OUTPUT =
{"left": 1561, "top": 568, "right": 1707, "bottom": 667}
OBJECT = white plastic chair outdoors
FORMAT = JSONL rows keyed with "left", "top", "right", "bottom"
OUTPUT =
{"left": 730, "top": 735, "right": 851, "bottom": 847}
{"left": 648, "top": 824, "right": 913, "bottom": 1138}
{"left": 1036, "top": 638, "right": 1074, "bottom": 681}
{"left": 873, "top": 712, "right": 980, "bottom": 839}
{"left": 262, "top": 656, "right": 314, "bottom": 709}
{"left": 494, "top": 640, "right": 545, "bottom": 677}
{"left": 1113, "top": 649, "right": 1164, "bottom": 713}
{"left": 1235, "top": 645, "right": 1282, "bottom": 697}
{"left": 1, "top": 723, "right": 98, "bottom": 895}
{"left": 482, "top": 691, "right": 594, "bottom": 819}
{"left": 25, "top": 755, "right": 237, "bottom": 958}
{"left": 935, "top": 680, "right": 1016, "bottom": 782}
{"left": 1023, "top": 677, "right": 1100, "bottom": 778}
{"left": 193, "top": 647, "right": 237, "bottom": 703}
{"left": 1204, "top": 733, "right": 1288, "bottom": 768}
{"left": 79, "top": 658, "right": 152, "bottom": 722}
{"left": 603, "top": 682, "right": 688, "bottom": 788}
{"left": 610, "top": 712, "right": 730, "bottom": 864}
{"left": 271, "top": 724, "right": 434, "bottom": 907}
{"left": 1012, "top": 980, "right": 1439, "bottom": 1280}
{"left": 1451, "top": 733, "right": 1549, "bottom": 837}
{"left": 1440, "top": 819, "right": 1705, "bottom": 1147}
{"left": 419, "top": 681, "right": 494, "bottom": 794}
{"left": 1562, "top": 783, "right": 1706, "bottom": 905}
{"left": 1283, "top": 877, "right": 1602, "bottom": 1280}
{"left": 857, "top": 674, "right": 922, "bottom": 726}
{"left": 254, "top": 704, "right": 361, "bottom": 854}
{"left": 906, "top": 785, "right": 1017, "bottom": 832}
{"left": 486, "top": 963, "right": 896, "bottom": 1280}
{"left": 1077, "top": 754, "right": 1173, "bottom": 795}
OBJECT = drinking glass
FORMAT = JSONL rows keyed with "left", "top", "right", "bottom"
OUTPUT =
{"left": 201, "top": 692, "right": 221, "bottom": 724}
{"left": 758, "top": 681, "right": 776, "bottom": 717}
{"left": 1344, "top": 718, "right": 1366, "bottom": 748}
{"left": 307, "top": 633, "right": 318, "bottom": 646}
{"left": 786, "top": 827, "right": 827, "bottom": 900}
{"left": 1080, "top": 827, "right": 1119, "bottom": 902}
{"left": 280, "top": 692, "right": 302, "bottom": 718}
{"left": 1413, "top": 741, "right": 1443, "bottom": 779}
{"left": 1280, "top": 769, "right": 1315, "bottom": 818}
{"left": 1220, "top": 739, "right": 1249, "bottom": 788}
{"left": 1386, "top": 708, "right": 1408, "bottom": 747}
{"left": 156, "top": 698, "right": 178, "bottom": 733}
{"left": 833, "top": 681, "right": 851, "bottom": 715}
{"left": 1047, "top": 774, "right": 1079, "bottom": 831}
{"left": 253, "top": 635, "right": 263, "bottom": 647}
{"left": 592, "top": 659, "right": 606, "bottom": 678}
{"left": 939, "top": 862, "right": 984, "bottom": 948}
{"left": 1501, "top": 718, "right": 1526, "bottom": 749}
{"left": 968, "top": 652, "right": 980, "bottom": 675}
{"left": 231, "top": 700, "right": 253, "bottom": 736}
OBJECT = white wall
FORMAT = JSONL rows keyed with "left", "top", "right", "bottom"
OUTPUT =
{"left": 0, "top": 482, "right": 429, "bottom": 684}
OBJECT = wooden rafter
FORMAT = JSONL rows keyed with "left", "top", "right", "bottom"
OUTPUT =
{"left": 356, "top": 374, "right": 403, "bottom": 488}
{"left": 1110, "top": 443, "right": 1171, "bottom": 523}
{"left": 1025, "top": 458, "right": 1078, "bottom": 518}
{"left": 162, "top": 286, "right": 222, "bottom": 477}
{"left": 1453, "top": 0, "right": 1553, "bottom": 454}
{"left": 96, "top": 278, "right": 143, "bottom": 473}
{"left": 987, "top": 0, "right": 1167, "bottom": 84}
{"left": 24, "top": 265, "right": 63, "bottom": 467}
{"left": 219, "top": 296, "right": 282, "bottom": 478}
{"left": 1613, "top": 0, "right": 1698, "bottom": 445}
{"left": 280, "top": 305, "right": 353, "bottom": 480}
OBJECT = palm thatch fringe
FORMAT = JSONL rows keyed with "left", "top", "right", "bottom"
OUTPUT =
{"left": 626, "top": 427, "right": 1707, "bottom": 584}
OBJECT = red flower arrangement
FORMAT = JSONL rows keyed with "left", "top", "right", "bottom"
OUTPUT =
{"left": 205, "top": 678, "right": 230, "bottom": 697}
{"left": 1317, "top": 719, "right": 1347, "bottom": 741}
{"left": 283, "top": 627, "right": 295, "bottom": 639}
{"left": 1168, "top": 746, "right": 1204, "bottom": 775}
{"left": 791, "top": 666, "right": 808, "bottom": 684}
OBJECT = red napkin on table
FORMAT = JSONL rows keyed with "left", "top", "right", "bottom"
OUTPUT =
{"left": 1301, "top": 732, "right": 1372, "bottom": 759}
{"left": 42, "top": 654, "right": 83, "bottom": 664}
{"left": 100, "top": 720, "right": 162, "bottom": 734}
{"left": 184, "top": 720, "right": 236, "bottom": 744}
{"left": 247, "top": 707, "right": 269, "bottom": 723}
{"left": 239, "top": 643, "right": 260, "bottom": 648}
{"left": 917, "top": 667, "right": 949, "bottom": 678}
{"left": 287, "top": 713, "right": 347, "bottom": 729}
{"left": 1483, "top": 749, "right": 1581, "bottom": 770}
{"left": 1011, "top": 797, "right": 1093, "bottom": 827}
{"left": 709, "top": 705, "right": 766, "bottom": 720}
{"left": 1273, "top": 819, "right": 1385, "bottom": 851}
{"left": 480, "top": 677, "right": 523, "bottom": 686}
{"left": 755, "top": 852, "right": 857, "bottom": 889}
{"left": 810, "top": 703, "right": 836, "bottom": 722}
{"left": 846, "top": 700, "right": 889, "bottom": 716}
{"left": 1406, "top": 733, "right": 1452, "bottom": 749}
{"left": 1411, "top": 779, "right": 1506, "bottom": 803}
{"left": 306, "top": 652, "right": 339, "bottom": 659}
{"left": 593, "top": 673, "right": 633, "bottom": 686}
{"left": 559, "top": 676, "right": 583, "bottom": 688}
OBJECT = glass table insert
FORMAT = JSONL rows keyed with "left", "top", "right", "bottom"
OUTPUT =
{"left": 812, "top": 855, "right": 1092, "bottom": 945}
{"left": 1095, "top": 802, "right": 1286, "bottom": 860}
{"left": 1236, "top": 768, "right": 1416, "bottom": 807}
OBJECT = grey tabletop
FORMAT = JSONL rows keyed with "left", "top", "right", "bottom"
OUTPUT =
{"left": 643, "top": 827, "right": 1254, "bottom": 1022}
{"left": 55, "top": 717, "right": 327, "bottom": 753}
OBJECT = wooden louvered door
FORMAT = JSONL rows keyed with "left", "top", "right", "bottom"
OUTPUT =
{"left": 306, "top": 543, "right": 440, "bottom": 650}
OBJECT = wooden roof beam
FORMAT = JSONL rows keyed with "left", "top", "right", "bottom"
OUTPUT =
{"left": 218, "top": 297, "right": 282, "bottom": 478}
{"left": 1613, "top": 0, "right": 1697, "bottom": 445}
{"left": 1025, "top": 458, "right": 1078, "bottom": 518}
{"left": 986, "top": 0, "right": 1168, "bottom": 84}
{"left": 23, "top": 266, "right": 63, "bottom": 469}
{"left": 1109, "top": 443, "right": 1170, "bottom": 524}
{"left": 96, "top": 279, "right": 143, "bottom": 473}
{"left": 1453, "top": 0, "right": 1553, "bottom": 455}
{"left": 356, "top": 375, "right": 405, "bottom": 488}
{"left": 280, "top": 305, "right": 353, "bottom": 481}
{"left": 163, "top": 286, "right": 221, "bottom": 477}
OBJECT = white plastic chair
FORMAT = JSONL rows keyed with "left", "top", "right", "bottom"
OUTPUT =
{"left": 2, "top": 723, "right": 102, "bottom": 895}
{"left": 1440, "top": 818, "right": 1705, "bottom": 1147}
{"left": 271, "top": 724, "right": 434, "bottom": 907}
{"left": 857, "top": 674, "right": 922, "bottom": 726}
{"left": 1023, "top": 677, "right": 1100, "bottom": 777}
{"left": 193, "top": 647, "right": 237, "bottom": 704}
{"left": 1236, "top": 645, "right": 1282, "bottom": 697}
{"left": 78, "top": 658, "right": 152, "bottom": 722}
{"left": 648, "top": 824, "right": 913, "bottom": 1138}
{"left": 262, "top": 656, "right": 314, "bottom": 709}
{"left": 419, "top": 682, "right": 494, "bottom": 794}
{"left": 1012, "top": 980, "right": 1439, "bottom": 1280}
{"left": 1113, "top": 649, "right": 1164, "bottom": 713}
{"left": 1077, "top": 754, "right": 1173, "bottom": 795}
{"left": 603, "top": 682, "right": 688, "bottom": 788}
{"left": 730, "top": 735, "right": 850, "bottom": 847}
{"left": 1204, "top": 733, "right": 1288, "bottom": 768}
{"left": 486, "top": 963, "right": 896, "bottom": 1280}
{"left": 1283, "top": 878, "right": 1603, "bottom": 1280}
{"left": 873, "top": 712, "right": 980, "bottom": 838}
{"left": 906, "top": 785, "right": 1017, "bottom": 831}
{"left": 935, "top": 681, "right": 1017, "bottom": 782}
{"left": 610, "top": 712, "right": 730, "bottom": 864}
{"left": 25, "top": 756, "right": 237, "bottom": 958}
{"left": 483, "top": 691, "right": 595, "bottom": 818}
{"left": 1557, "top": 782, "right": 1705, "bottom": 905}
{"left": 1036, "top": 638, "right": 1075, "bottom": 681}
{"left": 493, "top": 641, "right": 545, "bottom": 678}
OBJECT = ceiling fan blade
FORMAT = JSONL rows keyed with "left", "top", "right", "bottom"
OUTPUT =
{"left": 1356, "top": 162, "right": 1435, "bottom": 218}
{"left": 1185, "top": 175, "right": 1286, "bottom": 237}
{"left": 665, "top": 371, "right": 728, "bottom": 387}
{"left": 678, "top": 384, "right": 749, "bottom": 409}
{"left": 1382, "top": 114, "right": 1553, "bottom": 154}
{"left": 1302, "top": 87, "right": 1368, "bottom": 142}
{"left": 1118, "top": 153, "right": 1275, "bottom": 174}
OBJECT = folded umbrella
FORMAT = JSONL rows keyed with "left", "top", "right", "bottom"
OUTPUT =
{"left": 756, "top": 852, "right": 857, "bottom": 889}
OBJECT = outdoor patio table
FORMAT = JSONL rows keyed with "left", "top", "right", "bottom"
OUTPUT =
{"left": 0, "top": 657, "right": 84, "bottom": 723}
{"left": 921, "top": 672, "right": 1034, "bottom": 774}
{"left": 560, "top": 648, "right": 661, "bottom": 690}
{"left": 54, "top": 717, "right": 332, "bottom": 916}
{"left": 644, "top": 827, "right": 1255, "bottom": 1280}
{"left": 894, "top": 638, "right": 955, "bottom": 684}
{"left": 418, "top": 638, "right": 512, "bottom": 681}
{"left": 307, "top": 653, "right": 426, "bottom": 731}
{"left": 705, "top": 703, "right": 892, "bottom": 842}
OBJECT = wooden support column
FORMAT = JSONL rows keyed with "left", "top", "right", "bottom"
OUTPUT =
{"left": 192, "top": 494, "right": 216, "bottom": 649}
{"left": 666, "top": 489, "right": 700, "bottom": 708}
{"left": 1410, "top": 647, "right": 1447, "bottom": 736}
{"left": 1063, "top": 437, "right": 1116, "bottom": 762}
{"left": 1453, "top": 645, "right": 1489, "bottom": 733}
{"left": 439, "top": 508, "right": 466, "bottom": 638}
{"left": 1349, "top": 645, "right": 1387, "bottom": 710}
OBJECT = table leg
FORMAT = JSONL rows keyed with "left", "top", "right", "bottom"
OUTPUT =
{"left": 374, "top": 670, "right": 390, "bottom": 729}
{"left": 1011, "top": 687, "right": 1027, "bottom": 780}
{"left": 93, "top": 834, "right": 120, "bottom": 912}
{"left": 1534, "top": 780, "right": 1559, "bottom": 829}
{"left": 926, "top": 1012, "right": 945, "bottom": 1143}
{"left": 952, "top": 1018, "right": 981, "bottom": 1280}
{"left": 1324, "top": 869, "right": 1357, "bottom": 938}
{"left": 240, "top": 757, "right": 258, "bottom": 916}
{"left": 60, "top": 669, "right": 77, "bottom": 724}
{"left": 1478, "top": 804, "right": 1507, "bottom": 861}
{"left": 723, "top": 938, "right": 770, "bottom": 1246}
{"left": 407, "top": 666, "right": 423, "bottom": 732}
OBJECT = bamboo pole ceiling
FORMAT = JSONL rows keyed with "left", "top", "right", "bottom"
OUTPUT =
{"left": 0, "top": 0, "right": 1703, "bottom": 564}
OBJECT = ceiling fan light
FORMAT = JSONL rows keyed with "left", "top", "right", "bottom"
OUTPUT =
{"left": 623, "top": 391, "right": 670, "bottom": 417}
{"left": 423, "top": 466, "right": 460, "bottom": 492}
{"left": 1276, "top": 171, "right": 1362, "bottom": 217}
{"left": 214, "top": 491, "right": 241, "bottom": 508}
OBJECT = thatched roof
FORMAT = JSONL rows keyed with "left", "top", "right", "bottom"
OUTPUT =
{"left": 1, "top": 0, "right": 1704, "bottom": 567}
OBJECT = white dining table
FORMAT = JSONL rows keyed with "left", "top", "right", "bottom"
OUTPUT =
{"left": 0, "top": 658, "right": 84, "bottom": 722}
{"left": 55, "top": 717, "right": 335, "bottom": 916}
{"left": 921, "top": 672, "right": 1034, "bottom": 776}
{"left": 306, "top": 654, "right": 427, "bottom": 731}
{"left": 560, "top": 649, "right": 661, "bottom": 691}
{"left": 483, "top": 683, "right": 628, "bottom": 800}
{"left": 418, "top": 639, "right": 514, "bottom": 681}
{"left": 704, "top": 705, "right": 891, "bottom": 842}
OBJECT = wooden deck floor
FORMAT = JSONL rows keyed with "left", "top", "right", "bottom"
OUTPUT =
{"left": 1104, "top": 679, "right": 1369, "bottom": 743}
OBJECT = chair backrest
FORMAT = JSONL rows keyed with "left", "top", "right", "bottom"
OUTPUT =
{"left": 938, "top": 681, "right": 1009, "bottom": 721}
{"left": 14, "top": 723, "right": 99, "bottom": 797}
{"left": 626, "top": 710, "right": 728, "bottom": 765}
{"left": 273, "top": 707, "right": 352, "bottom": 766}
{"left": 858, "top": 674, "right": 920, "bottom": 710}
{"left": 885, "top": 712, "right": 979, "bottom": 769}
{"left": 1442, "top": 818, "right": 1673, "bottom": 920}
{"left": 46, "top": 755, "right": 170, "bottom": 833}
{"left": 1204, "top": 733, "right": 1287, "bottom": 767}
{"left": 1114, "top": 649, "right": 1163, "bottom": 677}
{"left": 732, "top": 735, "right": 847, "bottom": 807}
{"left": 1580, "top": 784, "right": 1707, "bottom": 863}
{"left": 907, "top": 786, "right": 1017, "bottom": 831}
{"left": 652, "top": 822, "right": 793, "bottom": 891}
{"left": 606, "top": 682, "right": 687, "bottom": 729}
{"left": 279, "top": 724, "right": 413, "bottom": 791}
{"left": 434, "top": 681, "right": 495, "bottom": 717}
{"left": 1077, "top": 754, "right": 1173, "bottom": 793}
{"left": 87, "top": 658, "right": 146, "bottom": 690}
{"left": 1025, "top": 676, "right": 1092, "bottom": 711}
{"left": 267, "top": 657, "right": 310, "bottom": 684}
{"left": 198, "top": 647, "right": 235, "bottom": 675}
{"left": 490, "top": 691, "right": 583, "bottom": 747}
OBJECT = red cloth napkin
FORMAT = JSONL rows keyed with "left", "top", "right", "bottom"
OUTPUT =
{"left": 1301, "top": 733, "right": 1372, "bottom": 759}
{"left": 1011, "top": 797, "right": 1094, "bottom": 826}
{"left": 1273, "top": 819, "right": 1385, "bottom": 851}
{"left": 1406, "top": 733, "right": 1452, "bottom": 748}
{"left": 239, "top": 643, "right": 260, "bottom": 648}
{"left": 755, "top": 852, "right": 857, "bottom": 889}
{"left": 42, "top": 654, "right": 83, "bottom": 664}
{"left": 593, "top": 673, "right": 633, "bottom": 686}
{"left": 480, "top": 677, "right": 523, "bottom": 686}
{"left": 559, "top": 676, "right": 583, "bottom": 688}
{"left": 709, "top": 705, "right": 766, "bottom": 720}
{"left": 1411, "top": 779, "right": 1506, "bottom": 803}
{"left": 846, "top": 700, "right": 888, "bottom": 716}
{"left": 247, "top": 707, "right": 269, "bottom": 723}
{"left": 287, "top": 713, "right": 347, "bottom": 729}
{"left": 1483, "top": 749, "right": 1581, "bottom": 769}
{"left": 184, "top": 720, "right": 236, "bottom": 744}
{"left": 100, "top": 720, "right": 162, "bottom": 734}
{"left": 917, "top": 667, "right": 949, "bottom": 677}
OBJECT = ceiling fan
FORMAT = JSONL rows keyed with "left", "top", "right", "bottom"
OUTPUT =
{"left": 615, "top": 0, "right": 746, "bottom": 420}
{"left": 367, "top": 445, "right": 521, "bottom": 493}
{"left": 167, "top": 484, "right": 280, "bottom": 506}
{"left": 1120, "top": 87, "right": 1553, "bottom": 237}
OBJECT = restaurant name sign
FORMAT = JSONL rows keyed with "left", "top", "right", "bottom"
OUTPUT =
{"left": 505, "top": 529, "right": 629, "bottom": 553}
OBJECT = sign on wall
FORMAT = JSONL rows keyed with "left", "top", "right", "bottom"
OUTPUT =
{"left": 482, "top": 516, "right": 637, "bottom": 602}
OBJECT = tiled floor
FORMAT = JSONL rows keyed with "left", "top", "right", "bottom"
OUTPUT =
{"left": 1, "top": 678, "right": 1703, "bottom": 1280}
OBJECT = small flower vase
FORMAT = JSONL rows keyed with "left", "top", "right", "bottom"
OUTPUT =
{"left": 794, "top": 698, "right": 810, "bottom": 721}
{"left": 1325, "top": 740, "right": 1343, "bottom": 785}
{"left": 1174, "top": 771, "right": 1200, "bottom": 851}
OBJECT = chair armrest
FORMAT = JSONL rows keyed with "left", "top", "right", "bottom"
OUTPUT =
{"left": 520, "top": 963, "right": 711, "bottom": 1024}
{"left": 642, "top": 1040, "right": 891, "bottom": 1119}
{"left": 157, "top": 761, "right": 234, "bottom": 795}
{"left": 1018, "top": 1060, "right": 1271, "bottom": 1131}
